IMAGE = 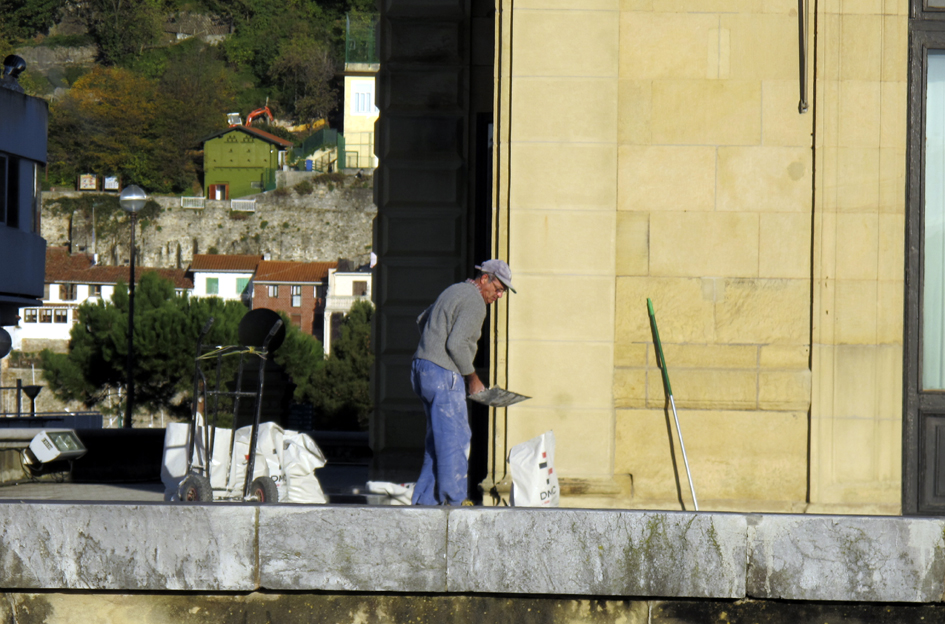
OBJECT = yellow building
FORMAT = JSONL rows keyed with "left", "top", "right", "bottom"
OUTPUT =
{"left": 371, "top": 1, "right": 936, "bottom": 516}
{"left": 341, "top": 13, "right": 379, "bottom": 170}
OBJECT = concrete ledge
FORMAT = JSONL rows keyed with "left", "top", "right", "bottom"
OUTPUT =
{"left": 258, "top": 506, "right": 447, "bottom": 592}
{"left": 447, "top": 509, "right": 746, "bottom": 597}
{"left": 747, "top": 515, "right": 945, "bottom": 602}
{"left": 2, "top": 502, "right": 943, "bottom": 602}
{"left": 0, "top": 502, "right": 256, "bottom": 591}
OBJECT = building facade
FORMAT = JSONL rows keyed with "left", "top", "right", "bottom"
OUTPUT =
{"left": 202, "top": 126, "right": 293, "bottom": 200}
{"left": 341, "top": 13, "right": 379, "bottom": 170}
{"left": 187, "top": 254, "right": 262, "bottom": 303}
{"left": 323, "top": 267, "right": 372, "bottom": 355}
{"left": 371, "top": 1, "right": 928, "bottom": 514}
{"left": 251, "top": 260, "right": 336, "bottom": 340}
{"left": 12, "top": 247, "right": 192, "bottom": 353}
{"left": 0, "top": 74, "right": 48, "bottom": 356}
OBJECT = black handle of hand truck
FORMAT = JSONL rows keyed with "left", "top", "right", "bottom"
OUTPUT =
{"left": 262, "top": 319, "right": 283, "bottom": 349}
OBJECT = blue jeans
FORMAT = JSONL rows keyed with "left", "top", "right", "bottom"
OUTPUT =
{"left": 411, "top": 359, "right": 471, "bottom": 505}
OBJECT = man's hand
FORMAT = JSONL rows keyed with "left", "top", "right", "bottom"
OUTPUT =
{"left": 465, "top": 372, "right": 486, "bottom": 396}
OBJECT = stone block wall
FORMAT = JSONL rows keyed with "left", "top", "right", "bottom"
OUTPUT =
{"left": 41, "top": 178, "right": 376, "bottom": 270}
{"left": 492, "top": 0, "right": 906, "bottom": 513}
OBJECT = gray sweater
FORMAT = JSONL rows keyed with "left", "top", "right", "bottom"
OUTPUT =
{"left": 414, "top": 282, "right": 486, "bottom": 375}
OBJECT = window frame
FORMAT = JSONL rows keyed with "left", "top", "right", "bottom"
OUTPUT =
{"left": 290, "top": 285, "right": 302, "bottom": 307}
{"left": 903, "top": 23, "right": 945, "bottom": 514}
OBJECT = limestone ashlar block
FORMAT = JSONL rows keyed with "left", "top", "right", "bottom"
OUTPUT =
{"left": 511, "top": 77, "right": 618, "bottom": 143}
{"left": 649, "top": 212, "right": 759, "bottom": 278}
{"left": 510, "top": 142, "right": 617, "bottom": 210}
{"left": 882, "top": 15, "right": 908, "bottom": 83}
{"left": 513, "top": 9, "right": 618, "bottom": 77}
{"left": 879, "top": 81, "right": 906, "bottom": 151}
{"left": 618, "top": 145, "right": 716, "bottom": 212}
{"left": 509, "top": 212, "right": 617, "bottom": 276}
{"left": 616, "top": 211, "right": 649, "bottom": 276}
{"left": 759, "top": 212, "right": 812, "bottom": 279}
{"left": 747, "top": 515, "right": 945, "bottom": 602}
{"left": 615, "top": 276, "right": 716, "bottom": 344}
{"left": 505, "top": 406, "right": 615, "bottom": 476}
{"left": 879, "top": 147, "right": 905, "bottom": 214}
{"left": 717, "top": 146, "right": 811, "bottom": 213}
{"left": 837, "top": 80, "right": 881, "bottom": 149}
{"left": 721, "top": 13, "right": 799, "bottom": 81}
{"left": 762, "top": 80, "right": 815, "bottom": 148}
{"left": 616, "top": 409, "right": 807, "bottom": 502}
{"left": 618, "top": 80, "right": 652, "bottom": 145}
{"left": 258, "top": 506, "right": 448, "bottom": 592}
{"left": 840, "top": 14, "right": 883, "bottom": 82}
{"left": 714, "top": 278, "right": 810, "bottom": 344}
{"left": 448, "top": 508, "right": 747, "bottom": 597}
{"left": 651, "top": 80, "right": 761, "bottom": 146}
{"left": 0, "top": 502, "right": 256, "bottom": 591}
{"left": 619, "top": 12, "right": 717, "bottom": 80}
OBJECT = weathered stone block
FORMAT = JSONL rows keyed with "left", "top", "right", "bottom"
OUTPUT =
{"left": 447, "top": 508, "right": 747, "bottom": 597}
{"left": 747, "top": 515, "right": 945, "bottom": 602}
{"left": 0, "top": 502, "right": 256, "bottom": 591}
{"left": 258, "top": 506, "right": 448, "bottom": 592}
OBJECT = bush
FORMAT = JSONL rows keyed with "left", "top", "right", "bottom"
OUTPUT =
{"left": 294, "top": 180, "right": 314, "bottom": 195}
{"left": 312, "top": 172, "right": 346, "bottom": 187}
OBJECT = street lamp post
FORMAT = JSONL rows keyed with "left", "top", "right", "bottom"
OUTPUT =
{"left": 119, "top": 185, "right": 147, "bottom": 429}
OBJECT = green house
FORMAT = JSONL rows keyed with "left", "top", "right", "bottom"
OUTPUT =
{"left": 202, "top": 126, "right": 294, "bottom": 200}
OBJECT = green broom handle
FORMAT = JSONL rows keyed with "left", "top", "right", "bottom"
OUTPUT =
{"left": 647, "top": 298, "right": 673, "bottom": 396}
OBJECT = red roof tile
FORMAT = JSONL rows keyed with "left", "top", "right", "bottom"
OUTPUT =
{"left": 45, "top": 247, "right": 194, "bottom": 289}
{"left": 253, "top": 260, "right": 337, "bottom": 284}
{"left": 189, "top": 254, "right": 263, "bottom": 272}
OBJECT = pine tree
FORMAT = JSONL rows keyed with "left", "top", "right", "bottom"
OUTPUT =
{"left": 309, "top": 300, "right": 373, "bottom": 431}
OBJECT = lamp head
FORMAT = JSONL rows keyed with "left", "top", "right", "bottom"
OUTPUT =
{"left": 119, "top": 185, "right": 147, "bottom": 214}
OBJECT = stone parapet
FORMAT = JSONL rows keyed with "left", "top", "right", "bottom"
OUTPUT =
{"left": 0, "top": 502, "right": 942, "bottom": 603}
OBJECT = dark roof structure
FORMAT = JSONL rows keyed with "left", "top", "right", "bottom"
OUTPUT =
{"left": 45, "top": 247, "right": 193, "bottom": 290}
{"left": 189, "top": 254, "right": 263, "bottom": 273}
{"left": 253, "top": 261, "right": 337, "bottom": 284}
{"left": 199, "top": 125, "right": 294, "bottom": 149}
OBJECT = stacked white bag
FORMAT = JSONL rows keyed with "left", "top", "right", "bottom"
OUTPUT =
{"left": 162, "top": 421, "right": 327, "bottom": 503}
{"left": 508, "top": 430, "right": 559, "bottom": 507}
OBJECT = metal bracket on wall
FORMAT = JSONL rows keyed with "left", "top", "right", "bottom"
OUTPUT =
{"left": 798, "top": 0, "right": 809, "bottom": 113}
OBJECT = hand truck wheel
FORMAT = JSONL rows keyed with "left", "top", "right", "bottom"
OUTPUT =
{"left": 179, "top": 474, "right": 213, "bottom": 502}
{"left": 249, "top": 476, "right": 279, "bottom": 503}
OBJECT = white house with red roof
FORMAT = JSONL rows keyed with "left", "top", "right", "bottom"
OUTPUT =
{"left": 187, "top": 254, "right": 263, "bottom": 303}
{"left": 12, "top": 247, "right": 193, "bottom": 352}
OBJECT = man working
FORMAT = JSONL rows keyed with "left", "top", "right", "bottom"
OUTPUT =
{"left": 411, "top": 260, "right": 516, "bottom": 505}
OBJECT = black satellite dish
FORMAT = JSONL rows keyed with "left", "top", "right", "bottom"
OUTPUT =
{"left": 238, "top": 308, "right": 286, "bottom": 353}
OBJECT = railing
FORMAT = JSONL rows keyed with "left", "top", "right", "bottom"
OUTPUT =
{"left": 231, "top": 199, "right": 256, "bottom": 212}
{"left": 293, "top": 128, "right": 338, "bottom": 161}
{"left": 181, "top": 197, "right": 205, "bottom": 209}
{"left": 345, "top": 13, "right": 379, "bottom": 65}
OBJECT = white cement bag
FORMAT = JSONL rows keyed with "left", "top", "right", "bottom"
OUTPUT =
{"left": 283, "top": 431, "right": 328, "bottom": 504}
{"left": 227, "top": 422, "right": 282, "bottom": 500}
{"left": 163, "top": 421, "right": 328, "bottom": 503}
{"left": 161, "top": 422, "right": 198, "bottom": 501}
{"left": 366, "top": 481, "right": 415, "bottom": 505}
{"left": 508, "top": 430, "right": 559, "bottom": 507}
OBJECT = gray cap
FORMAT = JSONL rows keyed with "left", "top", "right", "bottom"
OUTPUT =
{"left": 475, "top": 259, "right": 516, "bottom": 294}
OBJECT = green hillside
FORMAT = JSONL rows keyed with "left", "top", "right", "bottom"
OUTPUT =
{"left": 1, "top": 0, "right": 373, "bottom": 194}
